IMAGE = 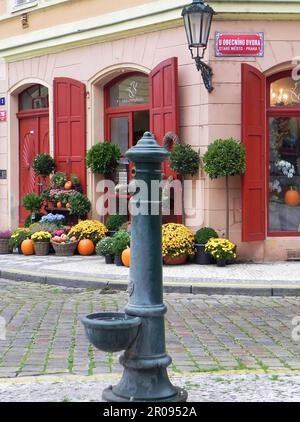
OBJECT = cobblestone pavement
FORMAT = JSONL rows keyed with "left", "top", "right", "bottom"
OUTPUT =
{"left": 0, "top": 278, "right": 300, "bottom": 379}
{"left": 1, "top": 373, "right": 300, "bottom": 402}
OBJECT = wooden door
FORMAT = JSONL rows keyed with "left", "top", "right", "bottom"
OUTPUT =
{"left": 19, "top": 111, "right": 49, "bottom": 225}
{"left": 241, "top": 64, "right": 266, "bottom": 241}
{"left": 54, "top": 77, "right": 86, "bottom": 191}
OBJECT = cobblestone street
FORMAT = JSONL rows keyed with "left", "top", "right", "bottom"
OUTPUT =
{"left": 0, "top": 279, "right": 300, "bottom": 378}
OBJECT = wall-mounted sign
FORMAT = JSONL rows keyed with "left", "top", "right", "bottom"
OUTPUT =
{"left": 215, "top": 32, "right": 264, "bottom": 57}
{"left": 0, "top": 170, "right": 7, "bottom": 180}
{"left": 0, "top": 111, "right": 6, "bottom": 121}
{"left": 0, "top": 97, "right": 5, "bottom": 106}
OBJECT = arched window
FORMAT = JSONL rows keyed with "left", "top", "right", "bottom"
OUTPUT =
{"left": 19, "top": 84, "right": 49, "bottom": 111}
{"left": 267, "top": 71, "right": 300, "bottom": 235}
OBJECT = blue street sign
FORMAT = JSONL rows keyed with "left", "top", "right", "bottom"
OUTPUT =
{"left": 0, "top": 97, "right": 5, "bottom": 106}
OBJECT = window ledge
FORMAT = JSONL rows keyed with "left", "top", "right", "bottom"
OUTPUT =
{"left": 11, "top": 1, "right": 39, "bottom": 14}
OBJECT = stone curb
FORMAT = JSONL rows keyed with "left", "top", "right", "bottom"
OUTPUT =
{"left": 1, "top": 268, "right": 300, "bottom": 296}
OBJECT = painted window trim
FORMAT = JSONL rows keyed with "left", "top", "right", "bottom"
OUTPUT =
{"left": 267, "top": 69, "right": 300, "bottom": 237}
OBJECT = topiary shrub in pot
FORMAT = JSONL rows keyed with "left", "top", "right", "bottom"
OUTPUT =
{"left": 96, "top": 237, "right": 114, "bottom": 264}
{"left": 105, "top": 214, "right": 128, "bottom": 236}
{"left": 203, "top": 138, "right": 245, "bottom": 238}
{"left": 112, "top": 230, "right": 130, "bottom": 266}
{"left": 86, "top": 142, "right": 121, "bottom": 178}
{"left": 22, "top": 193, "right": 44, "bottom": 225}
{"left": 194, "top": 227, "right": 218, "bottom": 265}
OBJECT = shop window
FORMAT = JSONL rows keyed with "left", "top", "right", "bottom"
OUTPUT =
{"left": 109, "top": 75, "right": 149, "bottom": 107}
{"left": 270, "top": 77, "right": 300, "bottom": 107}
{"left": 268, "top": 72, "right": 300, "bottom": 235}
{"left": 19, "top": 84, "right": 48, "bottom": 111}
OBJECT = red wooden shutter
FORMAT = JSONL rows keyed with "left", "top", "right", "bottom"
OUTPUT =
{"left": 241, "top": 64, "right": 266, "bottom": 241}
{"left": 54, "top": 77, "right": 86, "bottom": 191}
{"left": 150, "top": 57, "right": 179, "bottom": 178}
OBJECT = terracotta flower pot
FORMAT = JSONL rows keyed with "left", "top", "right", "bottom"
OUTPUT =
{"left": 163, "top": 254, "right": 188, "bottom": 265}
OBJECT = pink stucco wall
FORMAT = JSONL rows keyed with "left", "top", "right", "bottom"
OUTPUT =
{"left": 2, "top": 19, "right": 300, "bottom": 260}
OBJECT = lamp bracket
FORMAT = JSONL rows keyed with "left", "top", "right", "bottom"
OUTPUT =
{"left": 194, "top": 57, "right": 214, "bottom": 93}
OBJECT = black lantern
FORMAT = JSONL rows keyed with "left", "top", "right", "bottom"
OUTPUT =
{"left": 182, "top": 0, "right": 216, "bottom": 92}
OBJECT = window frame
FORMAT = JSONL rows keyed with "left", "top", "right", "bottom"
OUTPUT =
{"left": 267, "top": 70, "right": 300, "bottom": 237}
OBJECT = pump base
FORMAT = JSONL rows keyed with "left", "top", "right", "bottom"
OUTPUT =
{"left": 102, "top": 385, "right": 188, "bottom": 402}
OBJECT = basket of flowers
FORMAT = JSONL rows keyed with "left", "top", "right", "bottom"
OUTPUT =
{"left": 162, "top": 223, "right": 195, "bottom": 265}
{"left": 68, "top": 220, "right": 108, "bottom": 244}
{"left": 0, "top": 230, "right": 12, "bottom": 254}
{"left": 31, "top": 231, "right": 52, "bottom": 256}
{"left": 51, "top": 234, "right": 79, "bottom": 256}
{"left": 205, "top": 238, "right": 237, "bottom": 267}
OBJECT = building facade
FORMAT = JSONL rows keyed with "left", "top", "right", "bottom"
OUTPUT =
{"left": 1, "top": 0, "right": 300, "bottom": 260}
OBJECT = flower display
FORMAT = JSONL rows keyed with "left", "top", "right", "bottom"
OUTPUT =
{"left": 41, "top": 213, "right": 65, "bottom": 223}
{"left": 269, "top": 179, "right": 282, "bottom": 194}
{"left": 205, "top": 238, "right": 237, "bottom": 263}
{"left": 9, "top": 228, "right": 30, "bottom": 249}
{"left": 275, "top": 160, "right": 295, "bottom": 178}
{"left": 31, "top": 231, "right": 52, "bottom": 243}
{"left": 68, "top": 220, "right": 108, "bottom": 244}
{"left": 0, "top": 230, "right": 12, "bottom": 239}
{"left": 162, "top": 223, "right": 195, "bottom": 257}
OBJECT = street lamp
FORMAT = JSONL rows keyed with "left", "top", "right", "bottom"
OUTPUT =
{"left": 182, "top": 0, "right": 216, "bottom": 92}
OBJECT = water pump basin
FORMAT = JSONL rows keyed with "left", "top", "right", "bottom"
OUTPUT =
{"left": 82, "top": 312, "right": 141, "bottom": 353}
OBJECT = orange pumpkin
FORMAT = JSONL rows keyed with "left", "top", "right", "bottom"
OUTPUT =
{"left": 121, "top": 248, "right": 131, "bottom": 267}
{"left": 64, "top": 181, "right": 73, "bottom": 190}
{"left": 78, "top": 239, "right": 95, "bottom": 256}
{"left": 66, "top": 202, "right": 71, "bottom": 209}
{"left": 284, "top": 188, "right": 300, "bottom": 207}
{"left": 57, "top": 201, "right": 62, "bottom": 209}
{"left": 21, "top": 239, "right": 34, "bottom": 256}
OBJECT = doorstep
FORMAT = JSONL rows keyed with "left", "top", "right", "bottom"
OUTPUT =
{"left": 0, "top": 255, "right": 300, "bottom": 296}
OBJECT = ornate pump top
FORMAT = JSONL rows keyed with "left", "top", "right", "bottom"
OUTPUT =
{"left": 126, "top": 131, "right": 169, "bottom": 164}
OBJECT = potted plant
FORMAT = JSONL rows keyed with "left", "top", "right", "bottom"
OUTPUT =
{"left": 68, "top": 220, "right": 108, "bottom": 244}
{"left": 205, "top": 238, "right": 237, "bottom": 267}
{"left": 105, "top": 214, "right": 128, "bottom": 236}
{"left": 203, "top": 138, "right": 245, "bottom": 238}
{"left": 9, "top": 228, "right": 30, "bottom": 254}
{"left": 170, "top": 144, "right": 200, "bottom": 224}
{"left": 32, "top": 153, "right": 55, "bottom": 193}
{"left": 0, "top": 230, "right": 12, "bottom": 254}
{"left": 31, "top": 231, "right": 52, "bottom": 256}
{"left": 86, "top": 142, "right": 121, "bottom": 178}
{"left": 162, "top": 223, "right": 195, "bottom": 265}
{"left": 68, "top": 192, "right": 91, "bottom": 219}
{"left": 96, "top": 237, "right": 114, "bottom": 264}
{"left": 51, "top": 172, "right": 68, "bottom": 189}
{"left": 22, "top": 193, "right": 44, "bottom": 225}
{"left": 195, "top": 227, "right": 218, "bottom": 265}
{"left": 112, "top": 230, "right": 130, "bottom": 266}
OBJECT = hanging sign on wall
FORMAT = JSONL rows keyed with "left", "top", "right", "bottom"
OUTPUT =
{"left": 0, "top": 97, "right": 5, "bottom": 106}
{"left": 215, "top": 32, "right": 264, "bottom": 57}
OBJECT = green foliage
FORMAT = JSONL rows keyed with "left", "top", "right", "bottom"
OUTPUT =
{"left": 203, "top": 138, "right": 245, "bottom": 179}
{"left": 86, "top": 142, "right": 121, "bottom": 176}
{"left": 112, "top": 230, "right": 130, "bottom": 256}
{"left": 68, "top": 192, "right": 91, "bottom": 218}
{"left": 22, "top": 193, "right": 43, "bottom": 212}
{"left": 106, "top": 214, "right": 128, "bottom": 231}
{"left": 9, "top": 228, "right": 30, "bottom": 249}
{"left": 24, "top": 212, "right": 43, "bottom": 227}
{"left": 32, "top": 153, "right": 55, "bottom": 177}
{"left": 170, "top": 144, "right": 200, "bottom": 176}
{"left": 96, "top": 237, "right": 114, "bottom": 256}
{"left": 29, "top": 221, "right": 62, "bottom": 235}
{"left": 195, "top": 227, "right": 218, "bottom": 245}
{"left": 51, "top": 172, "right": 67, "bottom": 188}
{"left": 71, "top": 174, "right": 80, "bottom": 187}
